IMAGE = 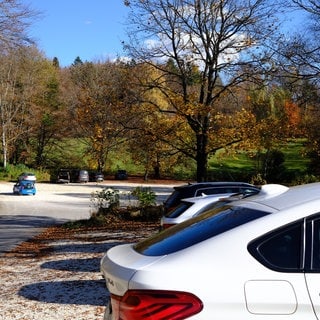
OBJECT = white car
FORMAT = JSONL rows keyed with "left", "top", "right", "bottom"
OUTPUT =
{"left": 160, "top": 193, "right": 239, "bottom": 229}
{"left": 18, "top": 172, "right": 36, "bottom": 181}
{"left": 101, "top": 183, "right": 320, "bottom": 319}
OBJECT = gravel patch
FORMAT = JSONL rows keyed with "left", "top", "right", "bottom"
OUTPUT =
{"left": 0, "top": 225, "right": 158, "bottom": 320}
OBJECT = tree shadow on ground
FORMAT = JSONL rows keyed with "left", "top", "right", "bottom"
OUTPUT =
{"left": 19, "top": 279, "right": 108, "bottom": 306}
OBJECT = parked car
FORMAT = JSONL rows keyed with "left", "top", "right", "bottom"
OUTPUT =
{"left": 101, "top": 183, "right": 320, "bottom": 319}
{"left": 13, "top": 180, "right": 36, "bottom": 195}
{"left": 160, "top": 190, "right": 257, "bottom": 229}
{"left": 89, "top": 171, "right": 104, "bottom": 182}
{"left": 70, "top": 169, "right": 89, "bottom": 183}
{"left": 18, "top": 172, "right": 36, "bottom": 182}
{"left": 115, "top": 169, "right": 128, "bottom": 180}
{"left": 56, "top": 169, "right": 70, "bottom": 183}
{"left": 163, "top": 181, "right": 260, "bottom": 213}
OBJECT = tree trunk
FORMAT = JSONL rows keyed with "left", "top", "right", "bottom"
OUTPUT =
{"left": 196, "top": 133, "right": 208, "bottom": 182}
{"left": 2, "top": 127, "right": 7, "bottom": 168}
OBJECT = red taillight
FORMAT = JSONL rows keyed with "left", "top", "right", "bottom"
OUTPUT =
{"left": 111, "top": 290, "right": 203, "bottom": 320}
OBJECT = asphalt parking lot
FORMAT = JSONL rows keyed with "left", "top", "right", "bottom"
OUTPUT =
{"left": 0, "top": 180, "right": 178, "bottom": 254}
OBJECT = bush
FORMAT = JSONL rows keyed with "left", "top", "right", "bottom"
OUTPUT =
{"left": 292, "top": 174, "right": 319, "bottom": 185}
{"left": 131, "top": 186, "right": 156, "bottom": 207}
{"left": 250, "top": 173, "right": 267, "bottom": 185}
{"left": 90, "top": 187, "right": 120, "bottom": 213}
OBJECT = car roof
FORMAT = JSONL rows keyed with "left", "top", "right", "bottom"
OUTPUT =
{"left": 175, "top": 184, "right": 285, "bottom": 210}
{"left": 236, "top": 182, "right": 320, "bottom": 211}
{"left": 173, "top": 181, "right": 257, "bottom": 190}
{"left": 180, "top": 192, "right": 238, "bottom": 204}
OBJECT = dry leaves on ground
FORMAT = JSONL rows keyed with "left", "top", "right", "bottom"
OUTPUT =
{"left": 0, "top": 221, "right": 159, "bottom": 320}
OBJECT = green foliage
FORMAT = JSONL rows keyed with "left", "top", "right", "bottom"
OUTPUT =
{"left": 208, "top": 140, "right": 310, "bottom": 184}
{"left": 71, "top": 185, "right": 161, "bottom": 227}
{"left": 90, "top": 187, "right": 120, "bottom": 213}
{"left": 131, "top": 186, "right": 156, "bottom": 207}
{"left": 250, "top": 173, "right": 267, "bottom": 185}
{"left": 292, "top": 174, "right": 319, "bottom": 185}
{"left": 259, "top": 149, "right": 286, "bottom": 183}
{"left": 0, "top": 164, "right": 50, "bottom": 181}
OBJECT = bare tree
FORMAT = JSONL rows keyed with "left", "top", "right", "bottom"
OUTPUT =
{"left": 0, "top": 0, "right": 39, "bottom": 50}
{"left": 277, "top": 0, "right": 320, "bottom": 82}
{"left": 123, "top": 0, "right": 283, "bottom": 181}
{"left": 292, "top": 0, "right": 320, "bottom": 14}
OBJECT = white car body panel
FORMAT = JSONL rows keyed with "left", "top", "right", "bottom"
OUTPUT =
{"left": 244, "top": 280, "right": 297, "bottom": 315}
{"left": 127, "top": 225, "right": 314, "bottom": 319}
{"left": 101, "top": 243, "right": 165, "bottom": 296}
{"left": 305, "top": 274, "right": 320, "bottom": 318}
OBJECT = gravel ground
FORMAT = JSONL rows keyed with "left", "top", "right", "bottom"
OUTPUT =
{"left": 0, "top": 224, "right": 158, "bottom": 320}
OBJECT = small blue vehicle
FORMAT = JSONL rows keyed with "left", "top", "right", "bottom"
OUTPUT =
{"left": 13, "top": 180, "right": 36, "bottom": 195}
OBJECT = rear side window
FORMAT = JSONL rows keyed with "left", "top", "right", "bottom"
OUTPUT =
{"left": 311, "top": 218, "right": 320, "bottom": 270}
{"left": 248, "top": 221, "right": 303, "bottom": 272}
{"left": 135, "top": 205, "right": 271, "bottom": 256}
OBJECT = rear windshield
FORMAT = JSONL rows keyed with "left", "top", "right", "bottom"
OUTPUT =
{"left": 135, "top": 205, "right": 271, "bottom": 256}
{"left": 164, "top": 201, "right": 193, "bottom": 218}
{"left": 163, "top": 190, "right": 187, "bottom": 208}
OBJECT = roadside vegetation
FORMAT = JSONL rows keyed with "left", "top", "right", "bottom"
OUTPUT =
{"left": 63, "top": 186, "right": 161, "bottom": 229}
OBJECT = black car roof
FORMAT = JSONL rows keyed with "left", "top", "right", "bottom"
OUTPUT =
{"left": 174, "top": 182, "right": 258, "bottom": 190}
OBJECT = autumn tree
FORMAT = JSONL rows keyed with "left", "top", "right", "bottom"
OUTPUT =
{"left": 27, "top": 57, "right": 68, "bottom": 168}
{"left": 0, "top": 47, "right": 66, "bottom": 168}
{"left": 276, "top": 0, "right": 320, "bottom": 174}
{"left": 0, "top": 0, "right": 39, "bottom": 167}
{"left": 0, "top": 47, "right": 41, "bottom": 167}
{"left": 123, "top": 0, "right": 284, "bottom": 181}
{"left": 70, "top": 60, "right": 134, "bottom": 171}
{"left": 245, "top": 83, "right": 302, "bottom": 181}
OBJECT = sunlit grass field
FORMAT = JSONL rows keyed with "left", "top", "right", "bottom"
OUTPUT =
{"left": 208, "top": 139, "right": 310, "bottom": 183}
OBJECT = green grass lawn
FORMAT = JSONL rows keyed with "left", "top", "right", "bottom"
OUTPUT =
{"left": 208, "top": 139, "right": 310, "bottom": 183}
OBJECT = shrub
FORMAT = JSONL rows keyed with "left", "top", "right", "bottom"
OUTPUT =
{"left": 90, "top": 187, "right": 120, "bottom": 213}
{"left": 250, "top": 173, "right": 267, "bottom": 185}
{"left": 292, "top": 174, "right": 318, "bottom": 185}
{"left": 131, "top": 186, "right": 156, "bottom": 207}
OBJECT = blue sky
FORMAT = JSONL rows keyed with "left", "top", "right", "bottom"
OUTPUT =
{"left": 26, "top": 0, "right": 129, "bottom": 66}
{"left": 26, "top": 1, "right": 305, "bottom": 68}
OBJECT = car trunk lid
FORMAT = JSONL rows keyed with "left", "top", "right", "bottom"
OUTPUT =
{"left": 100, "top": 243, "right": 165, "bottom": 296}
